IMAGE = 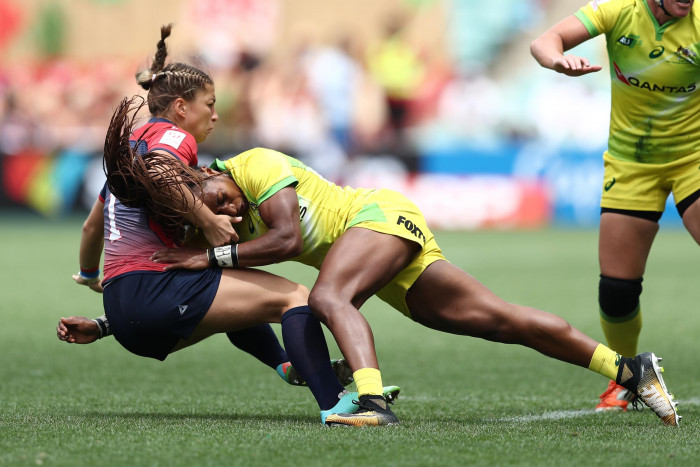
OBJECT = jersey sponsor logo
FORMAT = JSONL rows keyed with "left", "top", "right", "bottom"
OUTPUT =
{"left": 613, "top": 62, "right": 630, "bottom": 85}
{"left": 617, "top": 35, "right": 641, "bottom": 48}
{"left": 604, "top": 177, "right": 616, "bottom": 191}
{"left": 178, "top": 304, "right": 188, "bottom": 315}
{"left": 397, "top": 215, "right": 425, "bottom": 242}
{"left": 613, "top": 62, "right": 696, "bottom": 93}
{"left": 649, "top": 46, "right": 664, "bottom": 59}
{"left": 159, "top": 130, "right": 186, "bottom": 149}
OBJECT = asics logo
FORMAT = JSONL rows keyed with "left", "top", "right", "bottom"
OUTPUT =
{"left": 605, "top": 178, "right": 616, "bottom": 191}
{"left": 649, "top": 46, "right": 664, "bottom": 59}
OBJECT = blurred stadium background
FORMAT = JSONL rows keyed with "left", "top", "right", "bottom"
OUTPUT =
{"left": 0, "top": 0, "right": 682, "bottom": 228}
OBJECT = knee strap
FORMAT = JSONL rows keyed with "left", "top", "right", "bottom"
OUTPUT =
{"left": 598, "top": 275, "right": 643, "bottom": 319}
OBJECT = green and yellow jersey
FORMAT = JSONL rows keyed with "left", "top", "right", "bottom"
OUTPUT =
{"left": 575, "top": 0, "right": 700, "bottom": 163}
{"left": 212, "top": 148, "right": 377, "bottom": 268}
{"left": 212, "top": 147, "right": 446, "bottom": 316}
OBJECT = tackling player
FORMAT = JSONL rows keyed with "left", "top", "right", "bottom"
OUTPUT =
{"left": 143, "top": 146, "right": 681, "bottom": 427}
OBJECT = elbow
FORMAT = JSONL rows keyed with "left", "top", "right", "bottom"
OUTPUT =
{"left": 82, "top": 220, "right": 101, "bottom": 240}
{"left": 275, "top": 235, "right": 303, "bottom": 261}
{"left": 529, "top": 39, "right": 542, "bottom": 62}
{"left": 282, "top": 237, "right": 304, "bottom": 259}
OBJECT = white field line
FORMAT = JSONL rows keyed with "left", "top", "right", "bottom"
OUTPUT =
{"left": 397, "top": 396, "right": 699, "bottom": 423}
{"left": 498, "top": 410, "right": 593, "bottom": 423}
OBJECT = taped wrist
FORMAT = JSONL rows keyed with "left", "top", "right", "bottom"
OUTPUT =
{"left": 92, "top": 314, "right": 111, "bottom": 339}
{"left": 207, "top": 244, "right": 239, "bottom": 268}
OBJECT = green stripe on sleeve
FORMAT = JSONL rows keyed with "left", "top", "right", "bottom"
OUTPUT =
{"left": 348, "top": 202, "right": 387, "bottom": 228}
{"left": 257, "top": 176, "right": 298, "bottom": 205}
{"left": 575, "top": 10, "right": 599, "bottom": 37}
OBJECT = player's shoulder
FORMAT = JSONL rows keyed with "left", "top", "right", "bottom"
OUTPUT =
{"left": 579, "top": 0, "right": 637, "bottom": 16}
{"left": 131, "top": 119, "right": 197, "bottom": 162}
{"left": 133, "top": 119, "right": 193, "bottom": 146}
{"left": 235, "top": 147, "right": 292, "bottom": 167}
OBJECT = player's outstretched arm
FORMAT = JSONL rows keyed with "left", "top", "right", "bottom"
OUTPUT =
{"left": 57, "top": 316, "right": 109, "bottom": 344}
{"left": 530, "top": 15, "right": 602, "bottom": 77}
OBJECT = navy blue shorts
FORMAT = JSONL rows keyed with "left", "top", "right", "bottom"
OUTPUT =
{"left": 103, "top": 268, "right": 223, "bottom": 361}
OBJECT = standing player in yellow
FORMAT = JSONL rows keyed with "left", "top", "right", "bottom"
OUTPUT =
{"left": 531, "top": 0, "right": 700, "bottom": 411}
{"left": 145, "top": 146, "right": 680, "bottom": 427}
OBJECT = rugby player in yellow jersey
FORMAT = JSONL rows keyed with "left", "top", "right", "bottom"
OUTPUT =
{"left": 531, "top": 0, "right": 700, "bottom": 412}
{"left": 148, "top": 147, "right": 680, "bottom": 427}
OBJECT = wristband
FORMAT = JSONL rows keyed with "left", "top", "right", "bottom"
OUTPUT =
{"left": 92, "top": 315, "right": 111, "bottom": 339}
{"left": 207, "top": 244, "right": 239, "bottom": 268}
{"left": 79, "top": 267, "right": 101, "bottom": 282}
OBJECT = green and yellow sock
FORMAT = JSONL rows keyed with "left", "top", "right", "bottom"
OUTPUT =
{"left": 599, "top": 307, "right": 642, "bottom": 357}
{"left": 354, "top": 368, "right": 383, "bottom": 396}
{"left": 588, "top": 343, "right": 622, "bottom": 381}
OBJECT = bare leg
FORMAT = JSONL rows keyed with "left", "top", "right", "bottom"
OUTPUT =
{"left": 681, "top": 197, "right": 700, "bottom": 245}
{"left": 599, "top": 212, "right": 658, "bottom": 279}
{"left": 172, "top": 268, "right": 308, "bottom": 352}
{"left": 406, "top": 260, "right": 598, "bottom": 367}
{"left": 308, "top": 228, "right": 419, "bottom": 371}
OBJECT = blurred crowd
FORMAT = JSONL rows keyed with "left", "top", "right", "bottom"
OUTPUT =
{"left": 0, "top": 0, "right": 611, "bottom": 185}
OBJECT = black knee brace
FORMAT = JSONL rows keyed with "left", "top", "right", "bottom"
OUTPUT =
{"left": 598, "top": 275, "right": 643, "bottom": 318}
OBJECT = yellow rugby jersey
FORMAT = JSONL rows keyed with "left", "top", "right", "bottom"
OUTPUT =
{"left": 212, "top": 148, "right": 372, "bottom": 268}
{"left": 575, "top": 0, "right": 700, "bottom": 163}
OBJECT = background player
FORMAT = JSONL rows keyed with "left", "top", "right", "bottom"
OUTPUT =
{"left": 530, "top": 0, "right": 700, "bottom": 411}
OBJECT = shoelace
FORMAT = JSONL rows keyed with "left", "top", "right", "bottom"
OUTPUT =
{"left": 631, "top": 397, "right": 644, "bottom": 413}
{"left": 354, "top": 398, "right": 391, "bottom": 412}
{"left": 352, "top": 399, "right": 376, "bottom": 412}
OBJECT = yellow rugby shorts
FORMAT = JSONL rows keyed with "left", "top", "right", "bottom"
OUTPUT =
{"left": 346, "top": 188, "right": 446, "bottom": 317}
{"left": 601, "top": 150, "right": 700, "bottom": 212}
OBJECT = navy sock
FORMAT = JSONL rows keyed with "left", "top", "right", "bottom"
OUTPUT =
{"left": 281, "top": 306, "right": 344, "bottom": 410}
{"left": 226, "top": 324, "right": 288, "bottom": 369}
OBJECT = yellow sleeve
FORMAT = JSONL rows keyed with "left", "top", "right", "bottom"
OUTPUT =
{"left": 575, "top": 0, "right": 625, "bottom": 37}
{"left": 227, "top": 148, "right": 298, "bottom": 205}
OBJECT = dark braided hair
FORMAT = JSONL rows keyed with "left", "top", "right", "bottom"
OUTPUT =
{"left": 135, "top": 23, "right": 214, "bottom": 116}
{"left": 103, "top": 95, "right": 207, "bottom": 235}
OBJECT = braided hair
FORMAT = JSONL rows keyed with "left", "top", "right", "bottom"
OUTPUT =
{"left": 134, "top": 23, "right": 214, "bottom": 116}
{"left": 102, "top": 95, "right": 207, "bottom": 235}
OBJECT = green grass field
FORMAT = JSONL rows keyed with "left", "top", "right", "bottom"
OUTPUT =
{"left": 2, "top": 215, "right": 698, "bottom": 466}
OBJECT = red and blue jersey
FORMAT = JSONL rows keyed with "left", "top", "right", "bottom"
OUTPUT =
{"left": 102, "top": 118, "right": 198, "bottom": 282}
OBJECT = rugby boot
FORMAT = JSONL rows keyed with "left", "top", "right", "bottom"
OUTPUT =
{"left": 616, "top": 352, "right": 680, "bottom": 426}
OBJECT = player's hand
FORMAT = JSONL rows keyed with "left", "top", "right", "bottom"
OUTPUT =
{"left": 151, "top": 247, "right": 209, "bottom": 270}
{"left": 72, "top": 274, "right": 104, "bottom": 293}
{"left": 57, "top": 316, "right": 100, "bottom": 344}
{"left": 552, "top": 55, "right": 602, "bottom": 76}
{"left": 201, "top": 214, "right": 242, "bottom": 247}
